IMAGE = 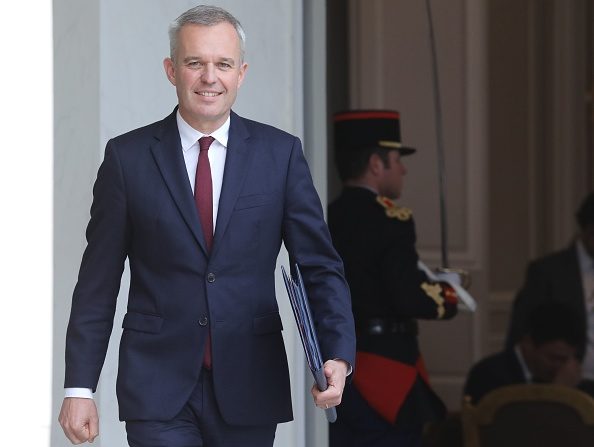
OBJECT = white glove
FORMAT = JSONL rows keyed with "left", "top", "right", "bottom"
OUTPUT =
{"left": 417, "top": 261, "right": 477, "bottom": 312}
{"left": 435, "top": 271, "right": 462, "bottom": 286}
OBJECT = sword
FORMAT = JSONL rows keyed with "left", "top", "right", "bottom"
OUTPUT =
{"left": 425, "top": 0, "right": 449, "bottom": 268}
{"left": 424, "top": 1, "right": 473, "bottom": 295}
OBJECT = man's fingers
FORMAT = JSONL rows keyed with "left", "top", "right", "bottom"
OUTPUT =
{"left": 62, "top": 424, "right": 89, "bottom": 445}
{"left": 58, "top": 398, "right": 99, "bottom": 445}
{"left": 88, "top": 416, "right": 100, "bottom": 443}
{"left": 63, "top": 418, "right": 95, "bottom": 444}
{"left": 311, "top": 360, "right": 349, "bottom": 409}
{"left": 311, "top": 381, "right": 343, "bottom": 408}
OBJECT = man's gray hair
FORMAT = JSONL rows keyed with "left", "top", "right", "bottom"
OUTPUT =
{"left": 168, "top": 5, "right": 246, "bottom": 62}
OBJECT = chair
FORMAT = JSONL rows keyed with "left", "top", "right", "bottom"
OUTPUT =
{"left": 461, "top": 384, "right": 594, "bottom": 447}
{"left": 422, "top": 411, "right": 463, "bottom": 447}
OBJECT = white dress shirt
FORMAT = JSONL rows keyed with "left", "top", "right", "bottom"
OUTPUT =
{"left": 577, "top": 240, "right": 594, "bottom": 379}
{"left": 65, "top": 112, "right": 230, "bottom": 399}
{"left": 514, "top": 345, "right": 533, "bottom": 383}
{"left": 177, "top": 111, "right": 229, "bottom": 230}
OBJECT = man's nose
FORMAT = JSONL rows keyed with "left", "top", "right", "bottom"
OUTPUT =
{"left": 201, "top": 64, "right": 216, "bottom": 83}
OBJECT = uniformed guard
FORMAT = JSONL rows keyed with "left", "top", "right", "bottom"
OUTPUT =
{"left": 328, "top": 110, "right": 461, "bottom": 447}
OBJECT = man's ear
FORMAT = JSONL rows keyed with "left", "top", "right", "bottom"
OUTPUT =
{"left": 368, "top": 153, "right": 383, "bottom": 176}
{"left": 237, "top": 62, "right": 248, "bottom": 88}
{"left": 163, "top": 58, "right": 176, "bottom": 86}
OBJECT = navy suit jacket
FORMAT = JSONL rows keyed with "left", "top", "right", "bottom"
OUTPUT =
{"left": 65, "top": 109, "right": 356, "bottom": 425}
{"left": 506, "top": 243, "right": 585, "bottom": 351}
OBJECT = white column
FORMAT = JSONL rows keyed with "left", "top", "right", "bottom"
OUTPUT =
{"left": 303, "top": 0, "right": 332, "bottom": 445}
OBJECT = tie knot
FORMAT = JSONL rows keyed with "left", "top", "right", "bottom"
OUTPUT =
{"left": 199, "top": 136, "right": 215, "bottom": 152}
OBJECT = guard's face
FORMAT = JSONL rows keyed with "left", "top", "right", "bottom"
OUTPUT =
{"left": 164, "top": 22, "right": 247, "bottom": 134}
{"left": 379, "top": 150, "right": 407, "bottom": 199}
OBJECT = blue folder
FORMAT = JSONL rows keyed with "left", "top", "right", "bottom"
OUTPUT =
{"left": 281, "top": 264, "right": 337, "bottom": 423}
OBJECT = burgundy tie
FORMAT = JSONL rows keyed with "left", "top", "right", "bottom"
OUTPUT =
{"left": 195, "top": 136, "right": 215, "bottom": 369}
{"left": 195, "top": 136, "right": 215, "bottom": 252}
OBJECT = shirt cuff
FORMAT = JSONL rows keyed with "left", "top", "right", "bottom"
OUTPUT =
{"left": 65, "top": 388, "right": 93, "bottom": 399}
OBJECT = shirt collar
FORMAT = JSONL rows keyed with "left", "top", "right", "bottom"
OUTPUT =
{"left": 176, "top": 110, "right": 230, "bottom": 152}
{"left": 576, "top": 239, "right": 594, "bottom": 273}
{"left": 514, "top": 345, "right": 533, "bottom": 383}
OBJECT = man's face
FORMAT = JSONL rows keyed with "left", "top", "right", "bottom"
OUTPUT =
{"left": 163, "top": 22, "right": 247, "bottom": 133}
{"left": 525, "top": 339, "right": 577, "bottom": 382}
{"left": 378, "top": 150, "right": 407, "bottom": 199}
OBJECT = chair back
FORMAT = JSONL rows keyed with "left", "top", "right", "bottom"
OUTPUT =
{"left": 461, "top": 384, "right": 594, "bottom": 447}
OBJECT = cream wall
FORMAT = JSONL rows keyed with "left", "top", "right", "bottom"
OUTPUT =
{"left": 52, "top": 1, "right": 327, "bottom": 446}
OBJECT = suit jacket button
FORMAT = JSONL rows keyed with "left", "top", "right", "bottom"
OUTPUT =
{"left": 207, "top": 272, "right": 216, "bottom": 283}
{"left": 199, "top": 316, "right": 208, "bottom": 326}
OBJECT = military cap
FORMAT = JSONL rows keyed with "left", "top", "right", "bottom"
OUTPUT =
{"left": 333, "top": 110, "right": 416, "bottom": 156}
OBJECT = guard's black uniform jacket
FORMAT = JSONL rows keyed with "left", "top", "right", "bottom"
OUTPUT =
{"left": 328, "top": 186, "right": 458, "bottom": 431}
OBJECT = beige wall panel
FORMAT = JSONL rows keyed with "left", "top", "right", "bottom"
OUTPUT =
{"left": 419, "top": 314, "right": 474, "bottom": 374}
{"left": 430, "top": 379, "right": 467, "bottom": 411}
{"left": 350, "top": 0, "right": 468, "bottom": 256}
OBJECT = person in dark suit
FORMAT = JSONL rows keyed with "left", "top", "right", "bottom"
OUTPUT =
{"left": 58, "top": 5, "right": 355, "bottom": 446}
{"left": 506, "top": 192, "right": 594, "bottom": 384}
{"left": 327, "top": 110, "right": 462, "bottom": 447}
{"left": 465, "top": 302, "right": 585, "bottom": 404}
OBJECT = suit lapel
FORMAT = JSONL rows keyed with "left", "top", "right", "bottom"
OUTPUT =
{"left": 566, "top": 244, "right": 585, "bottom": 302}
{"left": 212, "top": 112, "right": 254, "bottom": 258}
{"left": 564, "top": 244, "right": 587, "bottom": 328}
{"left": 553, "top": 245, "right": 585, "bottom": 310}
{"left": 506, "top": 349, "right": 528, "bottom": 383}
{"left": 150, "top": 109, "right": 208, "bottom": 254}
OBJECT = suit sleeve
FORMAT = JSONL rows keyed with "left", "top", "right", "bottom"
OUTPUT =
{"left": 64, "top": 142, "right": 130, "bottom": 391}
{"left": 280, "top": 137, "right": 356, "bottom": 368}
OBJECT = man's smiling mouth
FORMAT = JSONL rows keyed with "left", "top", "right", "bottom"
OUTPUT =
{"left": 197, "top": 91, "right": 222, "bottom": 97}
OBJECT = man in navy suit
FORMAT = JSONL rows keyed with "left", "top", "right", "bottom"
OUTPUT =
{"left": 466, "top": 302, "right": 584, "bottom": 404}
{"left": 58, "top": 5, "right": 355, "bottom": 446}
{"left": 507, "top": 192, "right": 594, "bottom": 385}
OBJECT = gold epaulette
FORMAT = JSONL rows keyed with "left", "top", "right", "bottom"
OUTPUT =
{"left": 376, "top": 196, "right": 412, "bottom": 221}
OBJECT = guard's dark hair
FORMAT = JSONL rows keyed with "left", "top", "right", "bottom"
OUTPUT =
{"left": 576, "top": 191, "right": 594, "bottom": 229}
{"left": 335, "top": 147, "right": 391, "bottom": 182}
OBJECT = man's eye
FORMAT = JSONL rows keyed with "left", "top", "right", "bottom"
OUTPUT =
{"left": 187, "top": 61, "right": 201, "bottom": 68}
{"left": 217, "top": 63, "right": 232, "bottom": 69}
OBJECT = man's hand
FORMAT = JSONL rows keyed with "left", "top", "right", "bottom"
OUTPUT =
{"left": 58, "top": 398, "right": 99, "bottom": 444}
{"left": 311, "top": 359, "right": 349, "bottom": 409}
{"left": 554, "top": 356, "right": 582, "bottom": 387}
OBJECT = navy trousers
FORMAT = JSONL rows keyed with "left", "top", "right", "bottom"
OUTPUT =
{"left": 125, "top": 369, "right": 276, "bottom": 447}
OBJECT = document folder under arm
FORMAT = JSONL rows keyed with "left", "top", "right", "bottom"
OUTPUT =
{"left": 281, "top": 264, "right": 337, "bottom": 423}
